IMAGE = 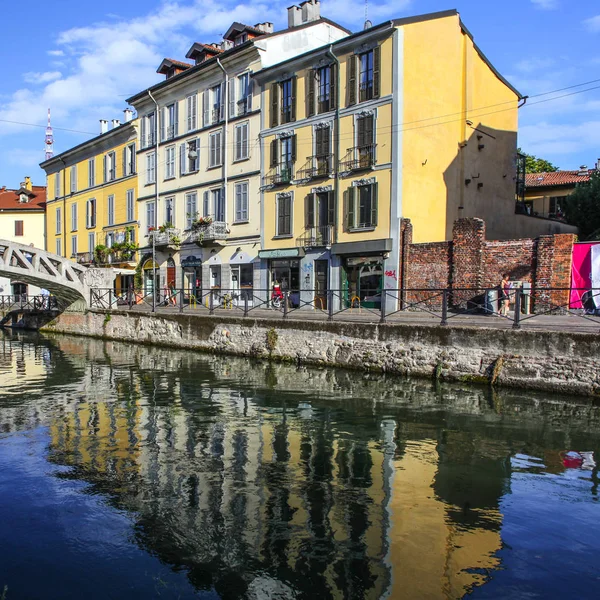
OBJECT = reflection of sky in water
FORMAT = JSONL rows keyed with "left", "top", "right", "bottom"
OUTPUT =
{"left": 0, "top": 331, "right": 599, "bottom": 599}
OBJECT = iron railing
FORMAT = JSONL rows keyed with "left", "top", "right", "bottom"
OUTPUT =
{"left": 148, "top": 228, "right": 181, "bottom": 248}
{"left": 339, "top": 144, "right": 376, "bottom": 172}
{"left": 263, "top": 162, "right": 294, "bottom": 187}
{"left": 187, "top": 221, "right": 228, "bottom": 244}
{"left": 295, "top": 155, "right": 332, "bottom": 180}
{"left": 296, "top": 225, "right": 334, "bottom": 248}
{"left": 0, "top": 295, "right": 63, "bottom": 312}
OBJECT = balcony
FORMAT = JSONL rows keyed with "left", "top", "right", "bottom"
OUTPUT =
{"left": 296, "top": 225, "right": 334, "bottom": 248}
{"left": 75, "top": 252, "right": 94, "bottom": 266}
{"left": 263, "top": 162, "right": 294, "bottom": 188}
{"left": 188, "top": 220, "right": 228, "bottom": 245}
{"left": 237, "top": 98, "right": 250, "bottom": 116}
{"left": 295, "top": 155, "right": 332, "bottom": 181}
{"left": 148, "top": 227, "right": 182, "bottom": 249}
{"left": 143, "top": 133, "right": 156, "bottom": 148}
{"left": 164, "top": 125, "right": 176, "bottom": 141}
{"left": 212, "top": 108, "right": 223, "bottom": 124}
{"left": 339, "top": 144, "right": 376, "bottom": 173}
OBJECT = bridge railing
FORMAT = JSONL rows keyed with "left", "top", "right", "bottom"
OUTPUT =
{"left": 0, "top": 295, "right": 64, "bottom": 311}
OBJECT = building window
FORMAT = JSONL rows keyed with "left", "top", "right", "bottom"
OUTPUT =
{"left": 234, "top": 122, "right": 249, "bottom": 161}
{"left": 54, "top": 172, "right": 60, "bottom": 199}
{"left": 209, "top": 130, "right": 223, "bottom": 167}
{"left": 88, "top": 158, "right": 95, "bottom": 188}
{"left": 549, "top": 196, "right": 568, "bottom": 218}
{"left": 146, "top": 201, "right": 156, "bottom": 233}
{"left": 165, "top": 145, "right": 176, "bottom": 179}
{"left": 185, "top": 192, "right": 197, "bottom": 229}
{"left": 71, "top": 236, "right": 78, "bottom": 258}
{"left": 107, "top": 194, "right": 115, "bottom": 226}
{"left": 269, "top": 135, "right": 296, "bottom": 184}
{"left": 307, "top": 66, "right": 335, "bottom": 117}
{"left": 270, "top": 78, "right": 296, "bottom": 127}
{"left": 142, "top": 112, "right": 156, "bottom": 148}
{"left": 234, "top": 32, "right": 247, "bottom": 46}
{"left": 276, "top": 194, "right": 292, "bottom": 236}
{"left": 146, "top": 152, "right": 156, "bottom": 184}
{"left": 347, "top": 46, "right": 380, "bottom": 106}
{"left": 305, "top": 190, "right": 334, "bottom": 230}
{"left": 234, "top": 182, "right": 249, "bottom": 222}
{"left": 55, "top": 207, "right": 62, "bottom": 235}
{"left": 165, "top": 197, "right": 175, "bottom": 225}
{"left": 210, "top": 188, "right": 225, "bottom": 222}
{"left": 124, "top": 143, "right": 136, "bottom": 176}
{"left": 71, "top": 203, "right": 78, "bottom": 231}
{"left": 56, "top": 238, "right": 62, "bottom": 256}
{"left": 181, "top": 138, "right": 199, "bottom": 174}
{"left": 86, "top": 198, "right": 96, "bottom": 229}
{"left": 88, "top": 232, "right": 95, "bottom": 254}
{"left": 104, "top": 151, "right": 116, "bottom": 182}
{"left": 126, "top": 189, "right": 135, "bottom": 222}
{"left": 353, "top": 113, "right": 375, "bottom": 168}
{"left": 70, "top": 165, "right": 77, "bottom": 193}
{"left": 314, "top": 125, "right": 331, "bottom": 174}
{"left": 187, "top": 94, "right": 197, "bottom": 132}
{"left": 237, "top": 72, "right": 252, "bottom": 116}
{"left": 346, "top": 182, "right": 378, "bottom": 229}
{"left": 14, "top": 220, "right": 24, "bottom": 236}
{"left": 163, "top": 103, "right": 178, "bottom": 140}
{"left": 211, "top": 84, "right": 224, "bottom": 124}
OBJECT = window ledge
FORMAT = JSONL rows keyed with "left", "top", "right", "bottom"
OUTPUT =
{"left": 164, "top": 176, "right": 176, "bottom": 181}
{"left": 232, "top": 220, "right": 249, "bottom": 225}
{"left": 273, "top": 234, "right": 293, "bottom": 239}
{"left": 349, "top": 226, "right": 376, "bottom": 232}
{"left": 233, "top": 157, "right": 250, "bottom": 164}
{"left": 207, "top": 164, "right": 222, "bottom": 171}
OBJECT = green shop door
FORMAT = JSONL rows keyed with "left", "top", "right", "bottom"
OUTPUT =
{"left": 343, "top": 257, "right": 383, "bottom": 309}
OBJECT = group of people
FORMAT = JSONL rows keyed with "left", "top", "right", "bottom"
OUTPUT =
{"left": 162, "top": 281, "right": 177, "bottom": 306}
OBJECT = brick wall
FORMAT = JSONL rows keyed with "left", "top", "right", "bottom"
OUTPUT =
{"left": 401, "top": 218, "right": 575, "bottom": 312}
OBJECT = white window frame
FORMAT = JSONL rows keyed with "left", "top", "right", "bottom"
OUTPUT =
{"left": 186, "top": 93, "right": 197, "bottom": 132}
{"left": 71, "top": 203, "right": 78, "bottom": 231}
{"left": 165, "top": 145, "right": 176, "bottom": 179}
{"left": 124, "top": 143, "right": 136, "bottom": 176}
{"left": 54, "top": 172, "right": 60, "bottom": 199}
{"left": 234, "top": 181, "right": 249, "bottom": 223}
{"left": 209, "top": 130, "right": 223, "bottom": 168}
{"left": 187, "top": 138, "right": 199, "bottom": 173}
{"left": 146, "top": 201, "right": 156, "bottom": 233}
{"left": 211, "top": 187, "right": 225, "bottom": 222}
{"left": 55, "top": 238, "right": 61, "bottom": 256}
{"left": 165, "top": 196, "right": 175, "bottom": 225}
{"left": 55, "top": 207, "right": 62, "bottom": 235}
{"left": 185, "top": 192, "right": 197, "bottom": 229}
{"left": 146, "top": 152, "right": 156, "bottom": 185}
{"left": 70, "top": 165, "right": 77, "bottom": 193}
{"left": 126, "top": 189, "right": 135, "bottom": 222}
{"left": 71, "top": 235, "right": 78, "bottom": 258}
{"left": 234, "top": 122, "right": 249, "bottom": 161}
{"left": 86, "top": 198, "right": 97, "bottom": 229}
{"left": 107, "top": 194, "right": 115, "bottom": 226}
{"left": 105, "top": 151, "right": 116, "bottom": 182}
{"left": 88, "top": 158, "right": 95, "bottom": 188}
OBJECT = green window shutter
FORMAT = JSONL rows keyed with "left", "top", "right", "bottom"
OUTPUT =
{"left": 270, "top": 139, "right": 278, "bottom": 168}
{"left": 271, "top": 83, "right": 279, "bottom": 128}
{"left": 357, "top": 116, "right": 366, "bottom": 148}
{"left": 327, "top": 191, "right": 335, "bottom": 226}
{"left": 329, "top": 64, "right": 336, "bottom": 109}
{"left": 291, "top": 135, "right": 297, "bottom": 162}
{"left": 346, "top": 187, "right": 355, "bottom": 229}
{"left": 291, "top": 77, "right": 297, "bottom": 121}
{"left": 370, "top": 183, "right": 378, "bottom": 227}
{"left": 347, "top": 55, "right": 356, "bottom": 107}
{"left": 373, "top": 46, "right": 381, "bottom": 99}
{"left": 305, "top": 194, "right": 314, "bottom": 228}
{"left": 307, "top": 70, "right": 315, "bottom": 118}
{"left": 277, "top": 198, "right": 284, "bottom": 234}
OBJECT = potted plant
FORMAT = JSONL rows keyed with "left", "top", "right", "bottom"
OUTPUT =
{"left": 94, "top": 244, "right": 108, "bottom": 263}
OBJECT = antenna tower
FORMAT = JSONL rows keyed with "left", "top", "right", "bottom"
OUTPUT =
{"left": 45, "top": 108, "right": 54, "bottom": 160}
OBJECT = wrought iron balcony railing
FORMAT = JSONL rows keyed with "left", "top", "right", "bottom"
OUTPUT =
{"left": 339, "top": 144, "right": 377, "bottom": 172}
{"left": 143, "top": 133, "right": 156, "bottom": 148}
{"left": 148, "top": 228, "right": 181, "bottom": 248}
{"left": 263, "top": 162, "right": 294, "bottom": 187}
{"left": 212, "top": 108, "right": 223, "bottom": 124}
{"left": 296, "top": 225, "right": 334, "bottom": 248}
{"left": 295, "top": 154, "right": 333, "bottom": 181}
{"left": 237, "top": 98, "right": 250, "bottom": 116}
{"left": 188, "top": 221, "right": 228, "bottom": 244}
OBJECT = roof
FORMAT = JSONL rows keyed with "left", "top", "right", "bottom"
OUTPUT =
{"left": 223, "top": 22, "right": 265, "bottom": 41}
{"left": 525, "top": 170, "right": 597, "bottom": 189}
{"left": 0, "top": 185, "right": 46, "bottom": 211}
{"left": 157, "top": 58, "right": 193, "bottom": 74}
{"left": 185, "top": 43, "right": 223, "bottom": 61}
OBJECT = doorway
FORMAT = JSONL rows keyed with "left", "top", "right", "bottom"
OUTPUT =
{"left": 315, "top": 260, "right": 328, "bottom": 309}
{"left": 343, "top": 257, "right": 383, "bottom": 309}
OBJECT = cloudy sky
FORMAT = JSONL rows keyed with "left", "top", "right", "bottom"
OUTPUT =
{"left": 1, "top": 0, "right": 599, "bottom": 186}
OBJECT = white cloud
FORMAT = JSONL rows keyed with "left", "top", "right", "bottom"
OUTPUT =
{"left": 47, "top": 50, "right": 64, "bottom": 57}
{"left": 23, "top": 71, "right": 63, "bottom": 85}
{"left": 584, "top": 15, "right": 600, "bottom": 32}
{"left": 531, "top": 0, "right": 559, "bottom": 9}
{"left": 514, "top": 57, "right": 555, "bottom": 74}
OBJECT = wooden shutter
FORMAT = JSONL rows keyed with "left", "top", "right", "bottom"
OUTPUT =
{"left": 202, "top": 90, "right": 210, "bottom": 127}
{"left": 203, "top": 191, "right": 210, "bottom": 217}
{"left": 174, "top": 102, "right": 179, "bottom": 136}
{"left": 271, "top": 83, "right": 279, "bottom": 128}
{"left": 329, "top": 64, "right": 336, "bottom": 109}
{"left": 284, "top": 197, "right": 291, "bottom": 234}
{"left": 246, "top": 76, "right": 253, "bottom": 111}
{"left": 180, "top": 143, "right": 186, "bottom": 175}
{"left": 307, "top": 69, "right": 315, "bottom": 118}
{"left": 373, "top": 46, "right": 381, "bottom": 99}
{"left": 370, "top": 183, "right": 378, "bottom": 227}
{"left": 141, "top": 117, "right": 146, "bottom": 147}
{"left": 86, "top": 201, "right": 89, "bottom": 228}
{"left": 15, "top": 220, "right": 23, "bottom": 236}
{"left": 291, "top": 135, "right": 297, "bottom": 162}
{"left": 327, "top": 191, "right": 335, "bottom": 226}
{"left": 228, "top": 78, "right": 236, "bottom": 118}
{"left": 346, "top": 187, "right": 355, "bottom": 229}
{"left": 270, "top": 139, "right": 278, "bottom": 168}
{"left": 277, "top": 198, "right": 284, "bottom": 234}
{"left": 305, "top": 194, "right": 314, "bottom": 228}
{"left": 122, "top": 148, "right": 127, "bottom": 177}
{"left": 103, "top": 155, "right": 108, "bottom": 183}
{"left": 291, "top": 77, "right": 297, "bottom": 121}
{"left": 347, "top": 55, "right": 356, "bottom": 107}
{"left": 219, "top": 82, "right": 225, "bottom": 121}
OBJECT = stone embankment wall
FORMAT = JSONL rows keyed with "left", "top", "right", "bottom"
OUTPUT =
{"left": 42, "top": 310, "right": 600, "bottom": 397}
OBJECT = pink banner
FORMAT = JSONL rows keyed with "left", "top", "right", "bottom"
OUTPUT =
{"left": 570, "top": 243, "right": 598, "bottom": 308}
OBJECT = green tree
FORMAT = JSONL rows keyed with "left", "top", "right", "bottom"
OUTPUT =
{"left": 518, "top": 148, "right": 559, "bottom": 173}
{"left": 562, "top": 172, "right": 600, "bottom": 240}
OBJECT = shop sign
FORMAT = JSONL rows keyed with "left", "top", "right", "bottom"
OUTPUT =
{"left": 181, "top": 255, "right": 202, "bottom": 268}
{"left": 258, "top": 248, "right": 304, "bottom": 259}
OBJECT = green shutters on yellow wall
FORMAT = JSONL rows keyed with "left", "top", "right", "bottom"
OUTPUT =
{"left": 347, "top": 55, "right": 356, "bottom": 107}
{"left": 271, "top": 83, "right": 279, "bottom": 128}
{"left": 291, "top": 77, "right": 297, "bottom": 121}
{"left": 307, "top": 70, "right": 316, "bottom": 118}
{"left": 373, "top": 46, "right": 381, "bottom": 99}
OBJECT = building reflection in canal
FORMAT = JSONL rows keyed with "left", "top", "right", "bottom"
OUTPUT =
{"left": 1, "top": 332, "right": 599, "bottom": 598}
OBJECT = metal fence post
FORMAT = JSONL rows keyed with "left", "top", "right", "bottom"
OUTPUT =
{"left": 89, "top": 289, "right": 93, "bottom": 309}
{"left": 179, "top": 288, "right": 183, "bottom": 313}
{"left": 380, "top": 289, "right": 387, "bottom": 323}
{"left": 209, "top": 291, "right": 214, "bottom": 315}
{"left": 328, "top": 290, "right": 334, "bottom": 321}
{"left": 513, "top": 290, "right": 522, "bottom": 330}
{"left": 283, "top": 292, "right": 289, "bottom": 319}
{"left": 441, "top": 289, "right": 448, "bottom": 326}
{"left": 244, "top": 294, "right": 249, "bottom": 317}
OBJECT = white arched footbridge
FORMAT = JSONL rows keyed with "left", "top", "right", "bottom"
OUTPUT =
{"left": 0, "top": 239, "right": 115, "bottom": 306}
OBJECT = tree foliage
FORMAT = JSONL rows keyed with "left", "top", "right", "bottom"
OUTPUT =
{"left": 562, "top": 172, "right": 600, "bottom": 240}
{"left": 517, "top": 148, "right": 559, "bottom": 173}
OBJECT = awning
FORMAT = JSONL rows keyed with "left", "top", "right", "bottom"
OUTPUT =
{"left": 112, "top": 268, "right": 136, "bottom": 275}
{"left": 258, "top": 248, "right": 305, "bottom": 259}
{"left": 331, "top": 239, "right": 392, "bottom": 256}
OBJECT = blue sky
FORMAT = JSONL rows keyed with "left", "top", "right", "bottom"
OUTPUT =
{"left": 1, "top": 0, "right": 599, "bottom": 186}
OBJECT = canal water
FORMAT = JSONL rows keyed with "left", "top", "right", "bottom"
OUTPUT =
{"left": 0, "top": 331, "right": 599, "bottom": 600}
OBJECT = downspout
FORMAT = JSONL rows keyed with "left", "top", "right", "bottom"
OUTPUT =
{"left": 216, "top": 58, "right": 229, "bottom": 226}
{"left": 58, "top": 156, "right": 67, "bottom": 258}
{"left": 148, "top": 90, "right": 160, "bottom": 312}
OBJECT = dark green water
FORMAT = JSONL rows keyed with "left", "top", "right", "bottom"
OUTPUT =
{"left": 0, "top": 330, "right": 599, "bottom": 599}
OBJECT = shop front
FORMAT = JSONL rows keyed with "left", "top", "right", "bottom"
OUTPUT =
{"left": 181, "top": 255, "right": 202, "bottom": 304}
{"left": 258, "top": 248, "right": 305, "bottom": 308}
{"left": 142, "top": 259, "right": 159, "bottom": 299}
{"left": 229, "top": 248, "right": 256, "bottom": 306}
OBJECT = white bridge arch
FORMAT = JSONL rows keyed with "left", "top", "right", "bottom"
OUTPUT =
{"left": 0, "top": 240, "right": 114, "bottom": 306}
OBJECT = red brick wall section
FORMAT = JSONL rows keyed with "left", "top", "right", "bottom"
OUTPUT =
{"left": 483, "top": 239, "right": 536, "bottom": 288}
{"left": 533, "top": 234, "right": 575, "bottom": 310}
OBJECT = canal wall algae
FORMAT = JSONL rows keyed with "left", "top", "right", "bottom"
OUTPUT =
{"left": 42, "top": 310, "right": 600, "bottom": 396}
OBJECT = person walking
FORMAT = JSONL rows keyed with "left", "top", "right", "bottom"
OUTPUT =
{"left": 168, "top": 280, "right": 177, "bottom": 306}
{"left": 498, "top": 273, "right": 511, "bottom": 316}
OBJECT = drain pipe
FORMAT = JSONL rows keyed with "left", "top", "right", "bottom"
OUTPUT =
{"left": 216, "top": 58, "right": 229, "bottom": 226}
{"left": 58, "top": 156, "right": 67, "bottom": 258}
{"left": 148, "top": 90, "right": 160, "bottom": 312}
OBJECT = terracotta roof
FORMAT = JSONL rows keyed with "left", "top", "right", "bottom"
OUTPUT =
{"left": 156, "top": 58, "right": 193, "bottom": 75}
{"left": 525, "top": 170, "right": 596, "bottom": 189}
{"left": 165, "top": 58, "right": 193, "bottom": 69}
{"left": 0, "top": 185, "right": 46, "bottom": 211}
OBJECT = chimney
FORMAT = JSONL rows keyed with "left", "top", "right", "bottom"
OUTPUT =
{"left": 100, "top": 119, "right": 108, "bottom": 134}
{"left": 287, "top": 5, "right": 302, "bottom": 27}
{"left": 255, "top": 22, "right": 274, "bottom": 33}
{"left": 111, "top": 119, "right": 121, "bottom": 129}
{"left": 596, "top": 158, "right": 600, "bottom": 171}
{"left": 123, "top": 109, "right": 133, "bottom": 123}
{"left": 24, "top": 176, "right": 32, "bottom": 191}
{"left": 300, "top": 0, "right": 320, "bottom": 23}
{"left": 578, "top": 165, "right": 588, "bottom": 176}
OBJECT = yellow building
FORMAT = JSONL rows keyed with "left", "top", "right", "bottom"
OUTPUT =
{"left": 255, "top": 9, "right": 522, "bottom": 309}
{"left": 0, "top": 177, "right": 46, "bottom": 296}
{"left": 40, "top": 116, "right": 139, "bottom": 291}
